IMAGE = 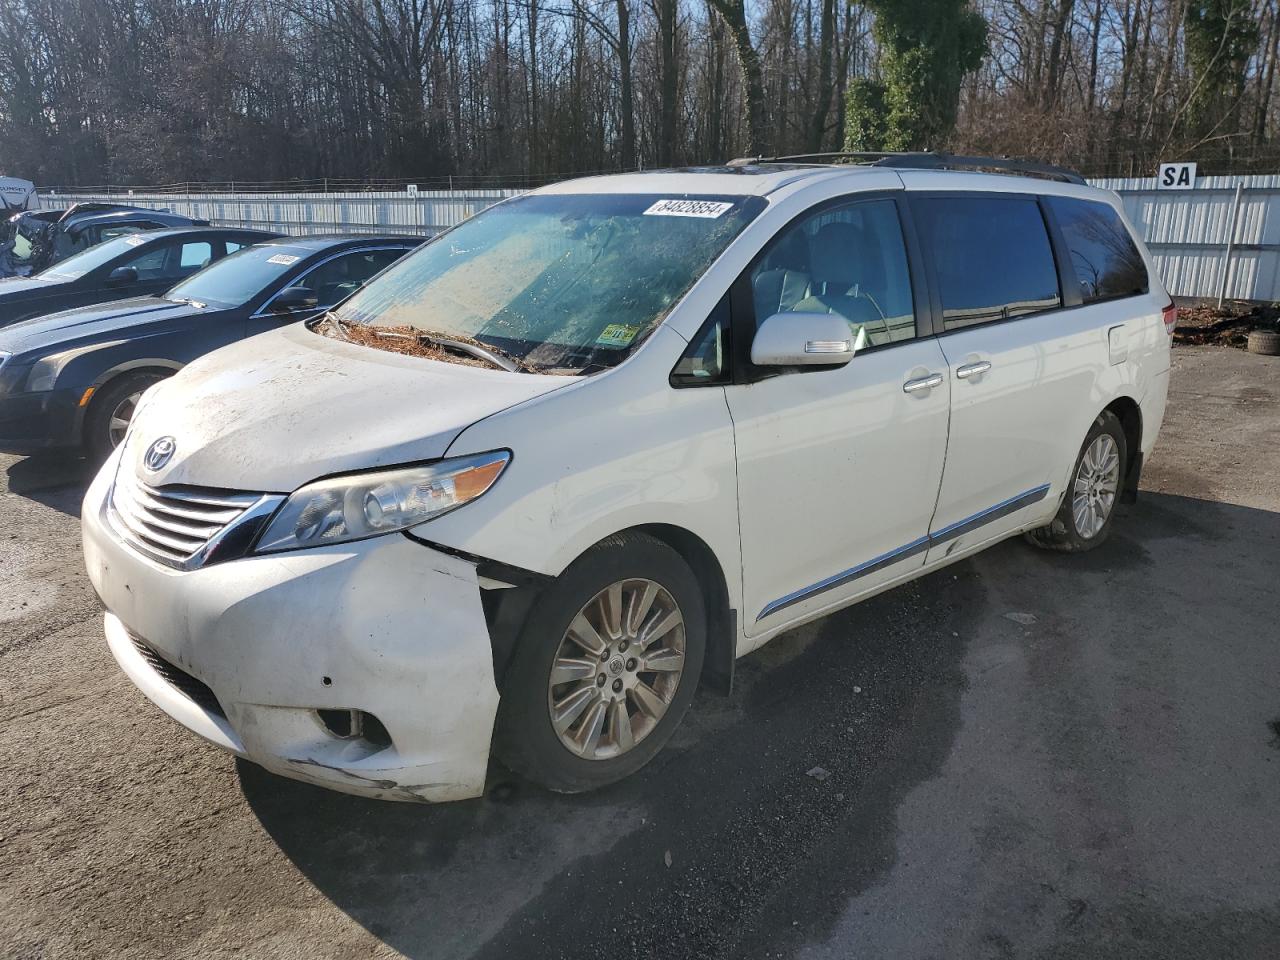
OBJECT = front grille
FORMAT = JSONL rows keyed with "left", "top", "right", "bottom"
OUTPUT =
{"left": 129, "top": 633, "right": 226, "bottom": 719}
{"left": 108, "top": 471, "right": 263, "bottom": 569}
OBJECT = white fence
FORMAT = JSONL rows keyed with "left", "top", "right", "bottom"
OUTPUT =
{"left": 1092, "top": 175, "right": 1280, "bottom": 302}
{"left": 40, "top": 188, "right": 524, "bottom": 238}
{"left": 44, "top": 175, "right": 1280, "bottom": 302}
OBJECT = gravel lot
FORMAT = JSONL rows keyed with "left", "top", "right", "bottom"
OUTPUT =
{"left": 2, "top": 344, "right": 1278, "bottom": 960}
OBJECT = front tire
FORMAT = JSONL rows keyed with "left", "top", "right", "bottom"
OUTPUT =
{"left": 1025, "top": 410, "right": 1127, "bottom": 552}
{"left": 493, "top": 533, "right": 706, "bottom": 793}
{"left": 83, "top": 372, "right": 166, "bottom": 463}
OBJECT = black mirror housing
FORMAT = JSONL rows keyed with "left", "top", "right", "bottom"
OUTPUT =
{"left": 106, "top": 266, "right": 139, "bottom": 285}
{"left": 270, "top": 286, "right": 319, "bottom": 313}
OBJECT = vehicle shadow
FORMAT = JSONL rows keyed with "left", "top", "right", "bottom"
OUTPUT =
{"left": 240, "top": 549, "right": 987, "bottom": 960}
{"left": 230, "top": 491, "right": 1274, "bottom": 959}
{"left": 3, "top": 452, "right": 96, "bottom": 517}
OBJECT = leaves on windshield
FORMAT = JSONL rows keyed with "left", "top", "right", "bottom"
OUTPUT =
{"left": 316, "top": 316, "right": 576, "bottom": 375}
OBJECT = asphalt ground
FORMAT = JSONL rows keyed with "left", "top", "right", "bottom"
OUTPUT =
{"left": 2, "top": 344, "right": 1277, "bottom": 959}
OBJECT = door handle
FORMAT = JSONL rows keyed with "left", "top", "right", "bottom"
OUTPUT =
{"left": 902, "top": 372, "right": 944, "bottom": 394}
{"left": 955, "top": 360, "right": 992, "bottom": 379}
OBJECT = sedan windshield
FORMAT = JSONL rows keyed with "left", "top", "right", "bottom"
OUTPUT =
{"left": 166, "top": 244, "right": 309, "bottom": 308}
{"left": 39, "top": 234, "right": 145, "bottom": 281}
{"left": 330, "top": 193, "right": 763, "bottom": 373}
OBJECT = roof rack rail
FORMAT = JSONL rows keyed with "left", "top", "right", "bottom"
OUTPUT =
{"left": 726, "top": 151, "right": 1087, "bottom": 185}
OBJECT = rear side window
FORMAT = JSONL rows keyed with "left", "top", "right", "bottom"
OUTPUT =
{"left": 179, "top": 241, "right": 213, "bottom": 271}
{"left": 916, "top": 196, "right": 1061, "bottom": 330}
{"left": 1046, "top": 197, "right": 1148, "bottom": 303}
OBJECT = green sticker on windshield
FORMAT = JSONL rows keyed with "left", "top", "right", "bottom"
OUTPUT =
{"left": 596, "top": 323, "right": 640, "bottom": 347}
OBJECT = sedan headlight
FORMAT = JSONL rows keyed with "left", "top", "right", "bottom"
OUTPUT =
{"left": 26, "top": 341, "right": 123, "bottom": 393}
{"left": 254, "top": 450, "right": 510, "bottom": 554}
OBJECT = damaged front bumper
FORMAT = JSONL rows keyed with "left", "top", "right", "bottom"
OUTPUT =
{"left": 81, "top": 457, "right": 501, "bottom": 803}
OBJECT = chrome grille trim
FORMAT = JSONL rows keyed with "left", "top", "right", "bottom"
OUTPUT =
{"left": 106, "top": 470, "right": 285, "bottom": 571}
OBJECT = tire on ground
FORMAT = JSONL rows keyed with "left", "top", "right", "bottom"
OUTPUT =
{"left": 1247, "top": 328, "right": 1280, "bottom": 356}
{"left": 1025, "top": 409, "right": 1127, "bottom": 553}
{"left": 493, "top": 531, "right": 706, "bottom": 794}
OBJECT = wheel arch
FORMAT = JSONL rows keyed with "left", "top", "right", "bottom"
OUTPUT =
{"left": 76, "top": 360, "right": 181, "bottom": 447}
{"left": 629, "top": 522, "right": 736, "bottom": 696}
{"left": 1101, "top": 394, "right": 1143, "bottom": 503}
{"left": 475, "top": 522, "right": 737, "bottom": 698}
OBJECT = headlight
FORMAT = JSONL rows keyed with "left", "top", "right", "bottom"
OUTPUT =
{"left": 26, "top": 356, "right": 61, "bottom": 393}
{"left": 254, "top": 450, "right": 510, "bottom": 554}
{"left": 26, "top": 341, "right": 122, "bottom": 393}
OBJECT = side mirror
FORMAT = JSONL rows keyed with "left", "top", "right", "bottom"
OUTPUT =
{"left": 750, "top": 311, "right": 862, "bottom": 367}
{"left": 106, "top": 266, "right": 139, "bottom": 285}
{"left": 270, "top": 286, "right": 319, "bottom": 313}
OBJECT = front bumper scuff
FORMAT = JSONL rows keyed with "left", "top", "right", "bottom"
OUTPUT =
{"left": 83, "top": 456, "right": 501, "bottom": 803}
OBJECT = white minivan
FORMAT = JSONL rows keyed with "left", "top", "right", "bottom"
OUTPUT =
{"left": 82, "top": 155, "right": 1173, "bottom": 802}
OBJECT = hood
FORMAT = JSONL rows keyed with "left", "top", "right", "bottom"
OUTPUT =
{"left": 124, "top": 323, "right": 579, "bottom": 492}
{"left": 0, "top": 275, "right": 65, "bottom": 299}
{"left": 0, "top": 297, "right": 197, "bottom": 355}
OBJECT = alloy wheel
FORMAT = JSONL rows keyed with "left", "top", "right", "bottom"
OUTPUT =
{"left": 547, "top": 578, "right": 686, "bottom": 760}
{"left": 1072, "top": 434, "right": 1120, "bottom": 539}
{"left": 107, "top": 390, "right": 145, "bottom": 448}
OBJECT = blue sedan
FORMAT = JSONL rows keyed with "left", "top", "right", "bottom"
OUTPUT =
{"left": 0, "top": 234, "right": 420, "bottom": 459}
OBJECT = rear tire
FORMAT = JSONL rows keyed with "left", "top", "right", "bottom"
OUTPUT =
{"left": 1025, "top": 410, "right": 1127, "bottom": 553}
{"left": 83, "top": 372, "right": 166, "bottom": 463}
{"left": 493, "top": 532, "right": 706, "bottom": 794}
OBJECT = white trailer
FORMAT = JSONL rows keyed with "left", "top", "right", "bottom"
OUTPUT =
{"left": 0, "top": 177, "right": 37, "bottom": 213}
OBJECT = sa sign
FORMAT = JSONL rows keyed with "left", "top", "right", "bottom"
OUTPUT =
{"left": 1158, "top": 162, "right": 1197, "bottom": 190}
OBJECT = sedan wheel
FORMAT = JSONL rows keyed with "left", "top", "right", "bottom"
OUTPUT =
{"left": 548, "top": 578, "right": 686, "bottom": 761}
{"left": 107, "top": 390, "right": 145, "bottom": 448}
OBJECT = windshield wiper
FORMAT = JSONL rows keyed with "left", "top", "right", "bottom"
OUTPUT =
{"left": 170, "top": 296, "right": 207, "bottom": 309}
{"left": 409, "top": 331, "right": 528, "bottom": 373}
{"left": 433, "top": 334, "right": 535, "bottom": 373}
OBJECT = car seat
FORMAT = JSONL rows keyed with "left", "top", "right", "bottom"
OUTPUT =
{"left": 791, "top": 222, "right": 891, "bottom": 343}
{"left": 752, "top": 229, "right": 811, "bottom": 319}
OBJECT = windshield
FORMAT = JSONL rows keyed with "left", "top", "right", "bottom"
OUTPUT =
{"left": 331, "top": 193, "right": 763, "bottom": 373}
{"left": 39, "top": 233, "right": 144, "bottom": 280}
{"left": 166, "top": 244, "right": 306, "bottom": 307}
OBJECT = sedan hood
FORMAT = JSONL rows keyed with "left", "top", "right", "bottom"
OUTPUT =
{"left": 0, "top": 275, "right": 66, "bottom": 301}
{"left": 125, "top": 323, "right": 578, "bottom": 491}
{"left": 0, "top": 297, "right": 196, "bottom": 355}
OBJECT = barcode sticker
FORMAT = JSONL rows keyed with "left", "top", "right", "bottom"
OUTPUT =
{"left": 124, "top": 235, "right": 147, "bottom": 246}
{"left": 266, "top": 254, "right": 300, "bottom": 265}
{"left": 643, "top": 199, "right": 735, "bottom": 219}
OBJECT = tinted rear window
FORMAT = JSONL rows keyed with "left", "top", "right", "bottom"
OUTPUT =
{"left": 916, "top": 196, "right": 1061, "bottom": 330}
{"left": 1047, "top": 197, "right": 1148, "bottom": 303}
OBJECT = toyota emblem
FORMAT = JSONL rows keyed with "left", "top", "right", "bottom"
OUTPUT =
{"left": 143, "top": 436, "right": 176, "bottom": 472}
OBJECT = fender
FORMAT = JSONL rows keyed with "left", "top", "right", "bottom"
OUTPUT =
{"left": 72, "top": 357, "right": 184, "bottom": 444}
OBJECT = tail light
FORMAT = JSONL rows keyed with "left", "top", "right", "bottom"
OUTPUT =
{"left": 1162, "top": 302, "right": 1178, "bottom": 336}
